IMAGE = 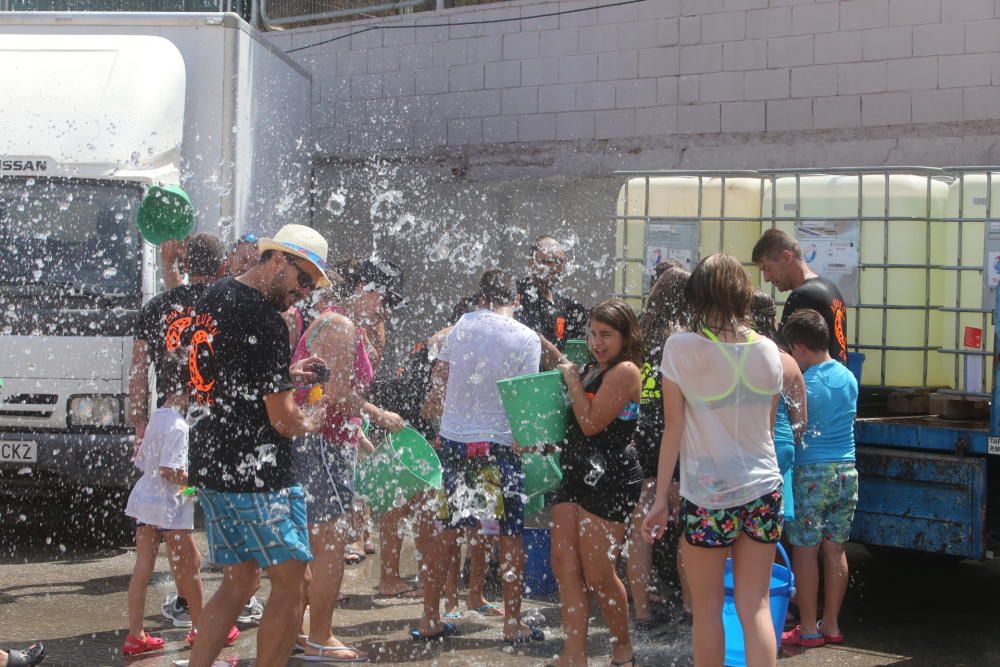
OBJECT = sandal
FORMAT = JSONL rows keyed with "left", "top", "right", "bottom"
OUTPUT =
{"left": 344, "top": 548, "right": 365, "bottom": 565}
{"left": 781, "top": 625, "right": 825, "bottom": 648}
{"left": 4, "top": 643, "right": 46, "bottom": 666}
{"left": 374, "top": 585, "right": 420, "bottom": 599}
{"left": 473, "top": 602, "right": 504, "bottom": 617}
{"left": 187, "top": 625, "right": 240, "bottom": 646}
{"left": 818, "top": 620, "right": 845, "bottom": 644}
{"left": 123, "top": 633, "right": 164, "bottom": 656}
{"left": 364, "top": 540, "right": 377, "bottom": 555}
{"left": 505, "top": 627, "right": 545, "bottom": 646}
{"left": 611, "top": 656, "right": 637, "bottom": 667}
{"left": 302, "top": 640, "right": 368, "bottom": 663}
{"left": 410, "top": 622, "right": 459, "bottom": 641}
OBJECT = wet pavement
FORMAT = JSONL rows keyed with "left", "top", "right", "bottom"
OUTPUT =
{"left": 2, "top": 512, "right": 1000, "bottom": 666}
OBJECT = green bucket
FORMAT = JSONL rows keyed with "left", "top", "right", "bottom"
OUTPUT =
{"left": 522, "top": 452, "right": 562, "bottom": 517}
{"left": 136, "top": 184, "right": 195, "bottom": 245}
{"left": 496, "top": 370, "right": 569, "bottom": 447}
{"left": 565, "top": 339, "right": 591, "bottom": 366}
{"left": 355, "top": 426, "right": 442, "bottom": 515}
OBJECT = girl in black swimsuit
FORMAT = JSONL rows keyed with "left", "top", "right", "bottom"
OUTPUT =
{"left": 550, "top": 299, "right": 644, "bottom": 667}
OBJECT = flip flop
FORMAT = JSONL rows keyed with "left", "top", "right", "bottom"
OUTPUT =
{"left": 444, "top": 609, "right": 463, "bottom": 620}
{"left": 505, "top": 627, "right": 545, "bottom": 646}
{"left": 364, "top": 541, "right": 377, "bottom": 555}
{"left": 410, "top": 623, "right": 459, "bottom": 641}
{"left": 374, "top": 585, "right": 421, "bottom": 599}
{"left": 473, "top": 602, "right": 504, "bottom": 617}
{"left": 5, "top": 643, "right": 46, "bottom": 667}
{"left": 344, "top": 549, "right": 365, "bottom": 565}
{"left": 781, "top": 625, "right": 825, "bottom": 648}
{"left": 301, "top": 640, "right": 368, "bottom": 663}
{"left": 818, "top": 621, "right": 845, "bottom": 644}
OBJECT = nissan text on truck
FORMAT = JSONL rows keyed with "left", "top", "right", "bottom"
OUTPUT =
{"left": 0, "top": 12, "right": 312, "bottom": 542}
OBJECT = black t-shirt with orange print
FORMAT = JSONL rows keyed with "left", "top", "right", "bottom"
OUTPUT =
{"left": 779, "top": 276, "right": 849, "bottom": 366}
{"left": 188, "top": 278, "right": 294, "bottom": 493}
{"left": 135, "top": 283, "right": 210, "bottom": 405}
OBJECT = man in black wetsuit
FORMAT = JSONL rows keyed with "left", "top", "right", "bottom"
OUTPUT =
{"left": 752, "top": 228, "right": 849, "bottom": 365}
{"left": 516, "top": 236, "right": 588, "bottom": 366}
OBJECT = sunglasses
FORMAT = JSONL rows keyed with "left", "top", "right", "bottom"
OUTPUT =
{"left": 287, "top": 259, "right": 316, "bottom": 290}
{"left": 239, "top": 233, "right": 258, "bottom": 244}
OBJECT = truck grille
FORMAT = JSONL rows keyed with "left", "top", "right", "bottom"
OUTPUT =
{"left": 0, "top": 394, "right": 58, "bottom": 418}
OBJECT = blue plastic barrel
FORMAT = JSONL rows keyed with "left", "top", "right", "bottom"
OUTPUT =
{"left": 523, "top": 527, "right": 558, "bottom": 596}
{"left": 846, "top": 352, "right": 865, "bottom": 384}
{"left": 722, "top": 542, "right": 796, "bottom": 667}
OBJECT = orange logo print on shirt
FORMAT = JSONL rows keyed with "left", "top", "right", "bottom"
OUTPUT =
{"left": 555, "top": 316, "right": 566, "bottom": 341}
{"left": 832, "top": 298, "right": 848, "bottom": 363}
{"left": 188, "top": 313, "right": 219, "bottom": 403}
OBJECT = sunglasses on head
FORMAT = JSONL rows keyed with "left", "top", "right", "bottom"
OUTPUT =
{"left": 238, "top": 233, "right": 258, "bottom": 244}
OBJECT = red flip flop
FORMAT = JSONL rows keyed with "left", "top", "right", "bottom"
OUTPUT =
{"left": 782, "top": 625, "right": 825, "bottom": 648}
{"left": 819, "top": 621, "right": 845, "bottom": 644}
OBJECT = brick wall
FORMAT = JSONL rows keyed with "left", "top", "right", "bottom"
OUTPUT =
{"left": 268, "top": 0, "right": 1000, "bottom": 164}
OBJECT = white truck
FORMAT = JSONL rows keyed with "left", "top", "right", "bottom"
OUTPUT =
{"left": 0, "top": 12, "right": 312, "bottom": 540}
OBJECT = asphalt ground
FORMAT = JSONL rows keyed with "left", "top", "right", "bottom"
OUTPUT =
{"left": 2, "top": 510, "right": 1000, "bottom": 666}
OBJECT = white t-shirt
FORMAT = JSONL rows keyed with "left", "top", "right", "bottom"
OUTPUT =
{"left": 125, "top": 407, "right": 195, "bottom": 530}
{"left": 660, "top": 331, "right": 783, "bottom": 509}
{"left": 438, "top": 309, "right": 541, "bottom": 446}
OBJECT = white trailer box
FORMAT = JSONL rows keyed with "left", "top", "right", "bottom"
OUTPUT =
{"left": 0, "top": 12, "right": 312, "bottom": 537}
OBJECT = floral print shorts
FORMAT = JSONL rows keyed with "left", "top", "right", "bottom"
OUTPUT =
{"left": 679, "top": 486, "right": 784, "bottom": 548}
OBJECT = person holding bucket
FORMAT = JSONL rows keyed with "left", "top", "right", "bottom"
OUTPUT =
{"left": 551, "top": 298, "right": 644, "bottom": 667}
{"left": 628, "top": 263, "right": 691, "bottom": 633}
{"left": 642, "top": 253, "right": 785, "bottom": 667}
{"left": 416, "top": 269, "right": 542, "bottom": 645}
{"left": 289, "top": 258, "right": 405, "bottom": 662}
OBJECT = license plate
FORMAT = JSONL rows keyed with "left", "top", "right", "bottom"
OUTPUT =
{"left": 0, "top": 440, "right": 36, "bottom": 463}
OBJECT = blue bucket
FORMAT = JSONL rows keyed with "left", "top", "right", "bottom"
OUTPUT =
{"left": 523, "top": 527, "right": 558, "bottom": 596}
{"left": 847, "top": 352, "right": 865, "bottom": 384}
{"left": 722, "top": 542, "right": 795, "bottom": 667}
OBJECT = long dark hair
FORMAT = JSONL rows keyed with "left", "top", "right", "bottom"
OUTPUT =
{"left": 590, "top": 298, "right": 644, "bottom": 367}
{"left": 639, "top": 264, "right": 690, "bottom": 355}
{"left": 685, "top": 253, "right": 753, "bottom": 334}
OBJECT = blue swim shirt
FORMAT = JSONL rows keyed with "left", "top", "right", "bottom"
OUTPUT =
{"left": 798, "top": 359, "right": 858, "bottom": 465}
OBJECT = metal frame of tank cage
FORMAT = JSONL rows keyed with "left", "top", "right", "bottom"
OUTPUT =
{"left": 614, "top": 166, "right": 999, "bottom": 395}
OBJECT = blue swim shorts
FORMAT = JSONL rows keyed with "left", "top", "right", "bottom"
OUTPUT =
{"left": 436, "top": 437, "right": 524, "bottom": 537}
{"left": 787, "top": 462, "right": 858, "bottom": 547}
{"left": 198, "top": 484, "right": 313, "bottom": 568}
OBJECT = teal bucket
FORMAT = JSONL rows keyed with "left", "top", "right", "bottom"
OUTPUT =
{"left": 522, "top": 452, "right": 562, "bottom": 516}
{"left": 722, "top": 542, "right": 796, "bottom": 667}
{"left": 355, "top": 427, "right": 442, "bottom": 515}
{"left": 496, "top": 371, "right": 569, "bottom": 446}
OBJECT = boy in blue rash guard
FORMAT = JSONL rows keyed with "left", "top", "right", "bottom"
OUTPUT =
{"left": 780, "top": 309, "right": 858, "bottom": 650}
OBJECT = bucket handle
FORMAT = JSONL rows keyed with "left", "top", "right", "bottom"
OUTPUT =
{"left": 776, "top": 542, "right": 795, "bottom": 597}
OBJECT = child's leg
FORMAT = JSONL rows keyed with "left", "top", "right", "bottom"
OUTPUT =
{"left": 791, "top": 545, "right": 820, "bottom": 634}
{"left": 627, "top": 479, "right": 656, "bottom": 621}
{"left": 678, "top": 539, "right": 727, "bottom": 667}
{"left": 127, "top": 525, "right": 162, "bottom": 638}
{"left": 466, "top": 529, "right": 493, "bottom": 609}
{"left": 578, "top": 510, "right": 632, "bottom": 665}
{"left": 731, "top": 534, "right": 778, "bottom": 667}
{"left": 163, "top": 530, "right": 205, "bottom": 627}
{"left": 549, "top": 503, "right": 588, "bottom": 667}
{"left": 820, "top": 540, "right": 848, "bottom": 636}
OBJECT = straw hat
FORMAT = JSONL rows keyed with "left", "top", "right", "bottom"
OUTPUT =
{"left": 258, "top": 224, "right": 332, "bottom": 288}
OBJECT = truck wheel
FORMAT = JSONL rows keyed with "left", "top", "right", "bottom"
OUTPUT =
{"left": 863, "top": 543, "right": 964, "bottom": 565}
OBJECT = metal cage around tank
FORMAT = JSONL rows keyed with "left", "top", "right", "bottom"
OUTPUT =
{"left": 613, "top": 167, "right": 999, "bottom": 394}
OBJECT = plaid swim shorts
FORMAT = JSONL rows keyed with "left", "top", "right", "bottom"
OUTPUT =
{"left": 199, "top": 484, "right": 313, "bottom": 568}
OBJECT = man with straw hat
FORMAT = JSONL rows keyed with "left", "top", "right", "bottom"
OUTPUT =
{"left": 186, "top": 224, "right": 330, "bottom": 667}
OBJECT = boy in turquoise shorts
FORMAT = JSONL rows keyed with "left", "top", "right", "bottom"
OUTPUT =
{"left": 779, "top": 309, "right": 858, "bottom": 649}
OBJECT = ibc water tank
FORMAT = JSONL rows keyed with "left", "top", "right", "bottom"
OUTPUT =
{"left": 615, "top": 176, "right": 763, "bottom": 311}
{"left": 938, "top": 174, "right": 997, "bottom": 393}
{"left": 762, "top": 174, "right": 949, "bottom": 388}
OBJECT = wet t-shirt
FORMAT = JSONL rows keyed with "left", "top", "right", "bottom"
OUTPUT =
{"left": 188, "top": 278, "right": 294, "bottom": 493}
{"left": 135, "top": 283, "right": 210, "bottom": 404}
{"left": 779, "top": 276, "right": 849, "bottom": 365}
{"left": 515, "top": 278, "right": 588, "bottom": 352}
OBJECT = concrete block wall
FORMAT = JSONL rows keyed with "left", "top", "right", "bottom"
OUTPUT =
{"left": 268, "top": 0, "right": 1000, "bottom": 158}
